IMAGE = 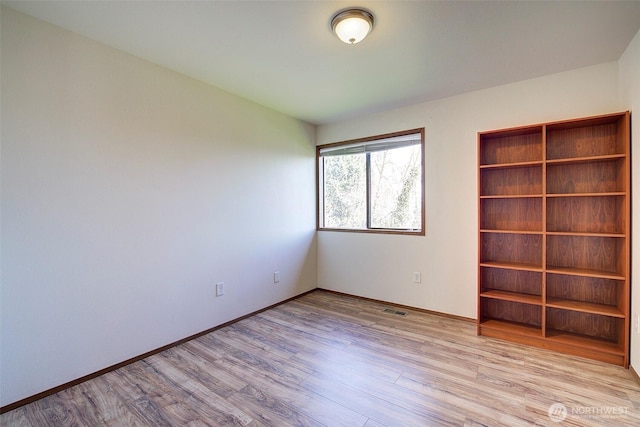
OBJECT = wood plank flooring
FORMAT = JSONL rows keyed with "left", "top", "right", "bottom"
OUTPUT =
{"left": 2, "top": 289, "right": 640, "bottom": 426}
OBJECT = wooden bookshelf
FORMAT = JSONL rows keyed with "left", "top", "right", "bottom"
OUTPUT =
{"left": 477, "top": 112, "right": 630, "bottom": 367}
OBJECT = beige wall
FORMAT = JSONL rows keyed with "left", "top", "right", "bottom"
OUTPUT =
{"left": 0, "top": 7, "right": 317, "bottom": 406}
{"left": 317, "top": 62, "right": 620, "bottom": 319}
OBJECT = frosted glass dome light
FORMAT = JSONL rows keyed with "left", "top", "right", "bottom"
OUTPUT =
{"left": 331, "top": 8, "right": 375, "bottom": 45}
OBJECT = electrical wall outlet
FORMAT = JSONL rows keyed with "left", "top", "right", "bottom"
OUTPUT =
{"left": 216, "top": 282, "right": 224, "bottom": 297}
{"left": 274, "top": 271, "right": 280, "bottom": 283}
{"left": 635, "top": 315, "right": 640, "bottom": 334}
{"left": 413, "top": 272, "right": 421, "bottom": 283}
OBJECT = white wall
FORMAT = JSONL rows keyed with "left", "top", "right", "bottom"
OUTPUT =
{"left": 0, "top": 7, "right": 317, "bottom": 406}
{"left": 619, "top": 28, "right": 640, "bottom": 373}
{"left": 317, "top": 62, "right": 620, "bottom": 319}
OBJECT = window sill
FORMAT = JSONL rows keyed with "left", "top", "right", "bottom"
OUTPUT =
{"left": 318, "top": 227, "right": 425, "bottom": 236}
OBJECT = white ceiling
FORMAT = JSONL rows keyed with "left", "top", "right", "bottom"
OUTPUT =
{"left": 3, "top": 1, "right": 640, "bottom": 125}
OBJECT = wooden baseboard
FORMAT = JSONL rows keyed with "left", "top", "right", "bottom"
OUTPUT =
{"left": 0, "top": 289, "right": 316, "bottom": 414}
{"left": 631, "top": 365, "right": 640, "bottom": 385}
{"left": 316, "top": 288, "right": 475, "bottom": 323}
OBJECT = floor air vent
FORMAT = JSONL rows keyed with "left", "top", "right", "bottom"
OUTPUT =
{"left": 383, "top": 308, "right": 407, "bottom": 317}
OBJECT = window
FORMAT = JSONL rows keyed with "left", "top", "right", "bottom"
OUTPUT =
{"left": 317, "top": 128, "right": 424, "bottom": 235}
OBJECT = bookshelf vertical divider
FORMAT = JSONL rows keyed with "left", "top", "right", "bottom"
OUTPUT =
{"left": 478, "top": 112, "right": 630, "bottom": 367}
{"left": 541, "top": 126, "right": 547, "bottom": 338}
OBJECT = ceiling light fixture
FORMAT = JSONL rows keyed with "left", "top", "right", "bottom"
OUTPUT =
{"left": 331, "top": 8, "right": 375, "bottom": 45}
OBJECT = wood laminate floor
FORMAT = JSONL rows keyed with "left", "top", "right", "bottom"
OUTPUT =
{"left": 2, "top": 290, "right": 639, "bottom": 426}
